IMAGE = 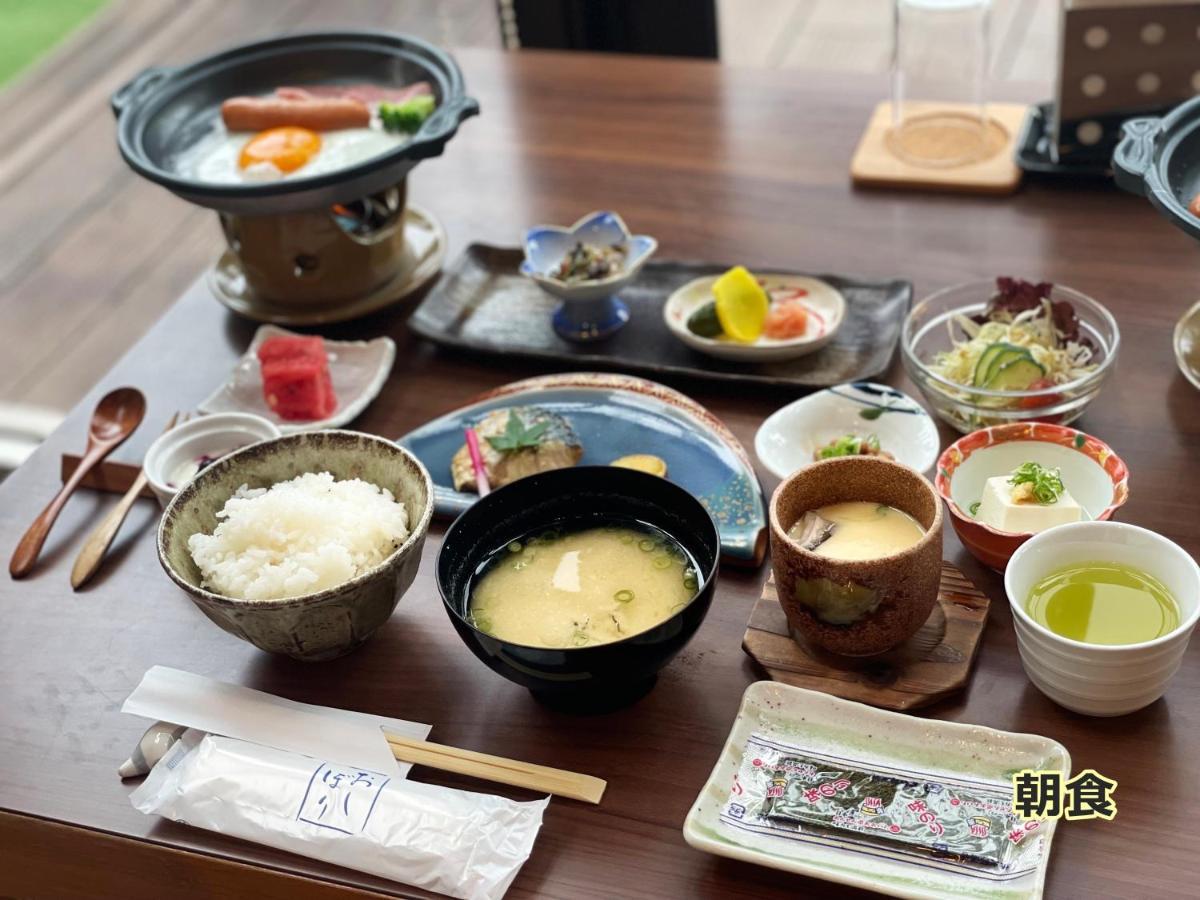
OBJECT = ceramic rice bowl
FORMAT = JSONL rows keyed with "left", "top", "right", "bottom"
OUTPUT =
{"left": 769, "top": 456, "right": 943, "bottom": 657}
{"left": 158, "top": 430, "right": 433, "bottom": 661}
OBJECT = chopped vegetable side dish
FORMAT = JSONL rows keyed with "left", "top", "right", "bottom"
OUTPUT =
{"left": 928, "top": 278, "right": 1098, "bottom": 393}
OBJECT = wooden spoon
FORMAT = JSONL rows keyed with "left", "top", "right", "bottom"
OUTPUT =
{"left": 69, "top": 411, "right": 180, "bottom": 590}
{"left": 9, "top": 387, "right": 146, "bottom": 579}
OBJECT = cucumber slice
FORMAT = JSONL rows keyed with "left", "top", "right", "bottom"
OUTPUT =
{"left": 984, "top": 356, "right": 1045, "bottom": 391}
{"left": 972, "top": 342, "right": 1023, "bottom": 386}
{"left": 687, "top": 301, "right": 723, "bottom": 338}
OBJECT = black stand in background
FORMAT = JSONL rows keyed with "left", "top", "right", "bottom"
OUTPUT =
{"left": 506, "top": 0, "right": 719, "bottom": 59}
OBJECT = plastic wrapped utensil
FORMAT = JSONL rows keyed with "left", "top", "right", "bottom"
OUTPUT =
{"left": 131, "top": 732, "right": 548, "bottom": 900}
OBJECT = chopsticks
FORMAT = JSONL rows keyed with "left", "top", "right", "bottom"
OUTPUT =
{"left": 70, "top": 412, "right": 183, "bottom": 590}
{"left": 384, "top": 732, "right": 606, "bottom": 804}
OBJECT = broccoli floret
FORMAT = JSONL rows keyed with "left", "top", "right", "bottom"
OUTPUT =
{"left": 379, "top": 95, "right": 436, "bottom": 133}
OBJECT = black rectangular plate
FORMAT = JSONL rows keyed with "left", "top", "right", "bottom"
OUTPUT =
{"left": 408, "top": 245, "right": 912, "bottom": 389}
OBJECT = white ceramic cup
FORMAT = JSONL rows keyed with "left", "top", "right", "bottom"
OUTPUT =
{"left": 1005, "top": 521, "right": 1200, "bottom": 717}
{"left": 144, "top": 412, "right": 281, "bottom": 507}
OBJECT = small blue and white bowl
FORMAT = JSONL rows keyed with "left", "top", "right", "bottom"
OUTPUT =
{"left": 520, "top": 210, "right": 657, "bottom": 341}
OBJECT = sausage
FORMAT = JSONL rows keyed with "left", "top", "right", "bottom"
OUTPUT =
{"left": 220, "top": 96, "right": 370, "bottom": 132}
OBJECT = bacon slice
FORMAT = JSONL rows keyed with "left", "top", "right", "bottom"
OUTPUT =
{"left": 275, "top": 82, "right": 432, "bottom": 104}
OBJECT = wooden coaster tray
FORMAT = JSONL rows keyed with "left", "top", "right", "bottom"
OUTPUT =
{"left": 851, "top": 101, "right": 1029, "bottom": 195}
{"left": 743, "top": 563, "right": 989, "bottom": 711}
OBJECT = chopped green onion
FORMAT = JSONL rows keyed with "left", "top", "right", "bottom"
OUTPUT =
{"left": 969, "top": 501, "right": 981, "bottom": 516}
{"left": 507, "top": 541, "right": 523, "bottom": 553}
{"left": 614, "top": 589, "right": 635, "bottom": 603}
{"left": 1008, "top": 461, "right": 1065, "bottom": 504}
{"left": 683, "top": 576, "right": 699, "bottom": 591}
{"left": 638, "top": 539, "right": 656, "bottom": 552}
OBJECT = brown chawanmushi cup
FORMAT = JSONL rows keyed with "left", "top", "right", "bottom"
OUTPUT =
{"left": 769, "top": 456, "right": 943, "bottom": 657}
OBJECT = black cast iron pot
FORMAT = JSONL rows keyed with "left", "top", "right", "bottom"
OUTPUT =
{"left": 112, "top": 30, "right": 478, "bottom": 215}
{"left": 437, "top": 466, "right": 721, "bottom": 710}
{"left": 1113, "top": 96, "right": 1200, "bottom": 241}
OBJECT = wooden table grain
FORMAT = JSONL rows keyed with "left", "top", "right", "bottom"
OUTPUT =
{"left": 1, "top": 49, "right": 1198, "bottom": 900}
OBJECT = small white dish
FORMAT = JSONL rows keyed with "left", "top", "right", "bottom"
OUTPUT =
{"left": 664, "top": 273, "right": 846, "bottom": 362}
{"left": 144, "top": 412, "right": 280, "bottom": 507}
{"left": 754, "top": 381, "right": 939, "bottom": 478}
{"left": 1005, "top": 521, "right": 1200, "bottom": 717}
{"left": 683, "top": 681, "right": 1068, "bottom": 900}
{"left": 198, "top": 325, "right": 395, "bottom": 434}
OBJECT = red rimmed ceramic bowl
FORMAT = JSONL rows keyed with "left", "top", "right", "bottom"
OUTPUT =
{"left": 935, "top": 422, "right": 1129, "bottom": 572}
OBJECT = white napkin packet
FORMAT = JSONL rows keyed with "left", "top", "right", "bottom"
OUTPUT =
{"left": 132, "top": 731, "right": 548, "bottom": 900}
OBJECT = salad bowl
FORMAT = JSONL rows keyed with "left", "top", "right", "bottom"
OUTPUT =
{"left": 902, "top": 279, "right": 1119, "bottom": 433}
{"left": 936, "top": 422, "right": 1130, "bottom": 572}
{"left": 520, "top": 211, "right": 656, "bottom": 342}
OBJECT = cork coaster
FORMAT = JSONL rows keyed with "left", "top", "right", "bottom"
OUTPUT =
{"left": 850, "top": 101, "right": 1029, "bottom": 195}
{"left": 742, "top": 562, "right": 990, "bottom": 711}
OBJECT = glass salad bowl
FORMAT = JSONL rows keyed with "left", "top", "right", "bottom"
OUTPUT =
{"left": 901, "top": 280, "right": 1119, "bottom": 433}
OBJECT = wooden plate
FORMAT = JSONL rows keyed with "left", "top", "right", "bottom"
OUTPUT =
{"left": 742, "top": 563, "right": 989, "bottom": 710}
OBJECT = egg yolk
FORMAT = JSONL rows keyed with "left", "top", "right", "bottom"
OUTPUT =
{"left": 238, "top": 127, "right": 321, "bottom": 173}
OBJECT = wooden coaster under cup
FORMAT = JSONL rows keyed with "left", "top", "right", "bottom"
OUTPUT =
{"left": 742, "top": 562, "right": 989, "bottom": 711}
{"left": 850, "top": 101, "right": 1029, "bottom": 195}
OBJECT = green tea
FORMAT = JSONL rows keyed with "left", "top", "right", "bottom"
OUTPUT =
{"left": 1026, "top": 561, "right": 1179, "bottom": 645}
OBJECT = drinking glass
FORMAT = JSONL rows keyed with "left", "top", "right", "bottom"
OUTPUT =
{"left": 890, "top": 0, "right": 993, "bottom": 168}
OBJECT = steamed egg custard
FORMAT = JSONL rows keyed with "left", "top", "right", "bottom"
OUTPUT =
{"left": 788, "top": 501, "right": 924, "bottom": 561}
{"left": 467, "top": 524, "right": 700, "bottom": 648}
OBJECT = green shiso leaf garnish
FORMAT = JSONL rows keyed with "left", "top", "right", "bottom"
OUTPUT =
{"left": 486, "top": 411, "right": 552, "bottom": 453}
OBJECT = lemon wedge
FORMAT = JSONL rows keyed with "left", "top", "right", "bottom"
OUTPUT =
{"left": 610, "top": 454, "right": 668, "bottom": 477}
{"left": 712, "top": 266, "right": 769, "bottom": 343}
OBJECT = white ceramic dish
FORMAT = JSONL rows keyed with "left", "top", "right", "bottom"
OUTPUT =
{"left": 1005, "top": 521, "right": 1200, "bottom": 717}
{"left": 754, "top": 381, "right": 939, "bottom": 478}
{"left": 683, "top": 682, "right": 1068, "bottom": 899}
{"left": 198, "top": 325, "right": 395, "bottom": 434}
{"left": 664, "top": 273, "right": 846, "bottom": 362}
{"left": 143, "top": 412, "right": 281, "bottom": 507}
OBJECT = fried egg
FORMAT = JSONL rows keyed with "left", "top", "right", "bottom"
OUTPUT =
{"left": 172, "top": 119, "right": 408, "bottom": 184}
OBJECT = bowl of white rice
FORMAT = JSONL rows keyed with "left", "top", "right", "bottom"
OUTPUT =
{"left": 158, "top": 429, "right": 433, "bottom": 660}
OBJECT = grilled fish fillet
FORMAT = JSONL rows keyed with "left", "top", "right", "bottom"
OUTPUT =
{"left": 451, "top": 407, "right": 583, "bottom": 492}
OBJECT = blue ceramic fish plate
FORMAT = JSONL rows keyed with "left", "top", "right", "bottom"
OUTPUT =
{"left": 398, "top": 372, "right": 766, "bottom": 566}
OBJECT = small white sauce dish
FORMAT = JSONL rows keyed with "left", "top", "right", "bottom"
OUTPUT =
{"left": 198, "top": 324, "right": 396, "bottom": 434}
{"left": 754, "top": 381, "right": 938, "bottom": 478}
{"left": 144, "top": 412, "right": 280, "bottom": 507}
{"left": 1005, "top": 521, "right": 1200, "bottom": 717}
{"left": 663, "top": 273, "right": 845, "bottom": 362}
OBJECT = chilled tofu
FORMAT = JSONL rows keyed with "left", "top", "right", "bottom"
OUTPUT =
{"left": 975, "top": 474, "right": 1083, "bottom": 534}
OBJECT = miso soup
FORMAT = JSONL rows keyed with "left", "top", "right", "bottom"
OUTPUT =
{"left": 467, "top": 522, "right": 701, "bottom": 648}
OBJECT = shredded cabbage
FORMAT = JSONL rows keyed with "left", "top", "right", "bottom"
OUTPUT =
{"left": 929, "top": 299, "right": 1097, "bottom": 388}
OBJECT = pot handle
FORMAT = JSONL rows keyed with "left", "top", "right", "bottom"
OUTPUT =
{"left": 1112, "top": 117, "right": 1160, "bottom": 196}
{"left": 111, "top": 66, "right": 174, "bottom": 118}
{"left": 425, "top": 95, "right": 480, "bottom": 134}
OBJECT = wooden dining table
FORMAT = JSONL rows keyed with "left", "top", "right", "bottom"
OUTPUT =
{"left": 1, "top": 47, "right": 1198, "bottom": 899}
